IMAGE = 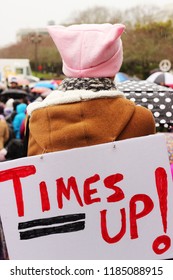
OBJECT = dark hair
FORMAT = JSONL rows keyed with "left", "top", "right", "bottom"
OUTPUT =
{"left": 5, "top": 139, "right": 24, "bottom": 160}
{"left": 0, "top": 104, "right": 4, "bottom": 115}
{"left": 13, "top": 100, "right": 21, "bottom": 110}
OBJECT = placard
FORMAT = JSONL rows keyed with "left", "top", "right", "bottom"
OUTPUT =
{"left": 0, "top": 134, "right": 172, "bottom": 260}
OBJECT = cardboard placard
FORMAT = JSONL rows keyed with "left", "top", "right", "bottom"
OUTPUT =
{"left": 0, "top": 134, "right": 172, "bottom": 260}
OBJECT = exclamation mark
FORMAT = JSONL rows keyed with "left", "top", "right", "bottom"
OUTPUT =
{"left": 152, "top": 167, "right": 171, "bottom": 255}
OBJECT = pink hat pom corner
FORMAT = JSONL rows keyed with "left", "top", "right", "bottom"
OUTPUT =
{"left": 114, "top": 23, "right": 126, "bottom": 37}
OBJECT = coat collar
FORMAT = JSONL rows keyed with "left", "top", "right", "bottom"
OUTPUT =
{"left": 27, "top": 89, "right": 125, "bottom": 116}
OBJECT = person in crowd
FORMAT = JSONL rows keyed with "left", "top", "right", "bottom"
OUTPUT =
{"left": 5, "top": 99, "right": 21, "bottom": 144}
{"left": 0, "top": 105, "right": 10, "bottom": 161}
{"left": 5, "top": 99, "right": 20, "bottom": 124}
{"left": 8, "top": 77, "right": 20, "bottom": 89}
{"left": 12, "top": 103, "right": 27, "bottom": 139}
{"left": 20, "top": 117, "right": 26, "bottom": 140}
{"left": 5, "top": 139, "right": 24, "bottom": 160}
{"left": 25, "top": 23, "right": 155, "bottom": 156}
{"left": 3, "top": 98, "right": 14, "bottom": 120}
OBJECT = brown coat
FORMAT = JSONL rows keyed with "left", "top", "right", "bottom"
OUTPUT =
{"left": 0, "top": 119, "right": 9, "bottom": 150}
{"left": 27, "top": 89, "right": 156, "bottom": 156}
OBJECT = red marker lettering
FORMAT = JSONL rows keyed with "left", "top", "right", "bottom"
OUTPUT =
{"left": 84, "top": 174, "right": 101, "bottom": 205}
{"left": 130, "top": 194, "right": 154, "bottom": 239}
{"left": 56, "top": 176, "right": 83, "bottom": 209}
{"left": 39, "top": 181, "right": 50, "bottom": 212}
{"left": 104, "top": 173, "right": 124, "bottom": 202}
{"left": 152, "top": 167, "right": 171, "bottom": 254}
{"left": 100, "top": 209, "right": 126, "bottom": 243}
{"left": 0, "top": 165, "right": 36, "bottom": 217}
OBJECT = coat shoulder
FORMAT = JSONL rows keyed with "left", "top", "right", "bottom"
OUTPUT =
{"left": 117, "top": 101, "right": 156, "bottom": 140}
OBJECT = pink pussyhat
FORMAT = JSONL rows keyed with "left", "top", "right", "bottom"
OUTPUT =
{"left": 47, "top": 23, "right": 125, "bottom": 78}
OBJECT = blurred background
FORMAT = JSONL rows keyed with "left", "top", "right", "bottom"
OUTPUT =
{"left": 0, "top": 0, "right": 173, "bottom": 80}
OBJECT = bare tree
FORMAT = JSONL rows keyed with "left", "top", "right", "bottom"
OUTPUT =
{"left": 0, "top": 4, "right": 173, "bottom": 78}
{"left": 69, "top": 6, "right": 123, "bottom": 24}
{"left": 118, "top": 5, "right": 161, "bottom": 28}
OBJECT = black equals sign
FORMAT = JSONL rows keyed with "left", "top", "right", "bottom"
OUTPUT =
{"left": 18, "top": 213, "right": 85, "bottom": 240}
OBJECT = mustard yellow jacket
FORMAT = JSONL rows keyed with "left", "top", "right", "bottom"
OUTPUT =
{"left": 26, "top": 89, "right": 156, "bottom": 156}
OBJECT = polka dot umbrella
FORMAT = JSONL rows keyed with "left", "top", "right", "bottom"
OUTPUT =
{"left": 116, "top": 80, "right": 173, "bottom": 130}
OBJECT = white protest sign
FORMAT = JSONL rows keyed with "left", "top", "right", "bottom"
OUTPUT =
{"left": 0, "top": 134, "right": 172, "bottom": 260}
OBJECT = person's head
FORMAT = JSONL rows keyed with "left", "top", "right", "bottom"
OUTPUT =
{"left": 9, "top": 77, "right": 18, "bottom": 88}
{"left": 16, "top": 103, "right": 27, "bottom": 114}
{"left": 47, "top": 23, "right": 125, "bottom": 79}
{"left": 5, "top": 139, "right": 24, "bottom": 160}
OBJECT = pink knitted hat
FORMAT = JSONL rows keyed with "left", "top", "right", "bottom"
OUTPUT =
{"left": 47, "top": 23, "right": 125, "bottom": 78}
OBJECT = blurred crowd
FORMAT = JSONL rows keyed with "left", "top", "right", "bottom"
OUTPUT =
{"left": 0, "top": 77, "right": 45, "bottom": 162}
{"left": 0, "top": 75, "right": 173, "bottom": 172}
{"left": 0, "top": 75, "right": 172, "bottom": 183}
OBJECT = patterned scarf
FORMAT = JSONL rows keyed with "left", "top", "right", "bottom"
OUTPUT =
{"left": 58, "top": 78, "right": 117, "bottom": 92}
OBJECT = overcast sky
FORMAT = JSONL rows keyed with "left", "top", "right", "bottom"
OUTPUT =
{"left": 0, "top": 0, "right": 172, "bottom": 47}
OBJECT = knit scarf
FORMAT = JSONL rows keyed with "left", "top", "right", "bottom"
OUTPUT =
{"left": 58, "top": 78, "right": 117, "bottom": 92}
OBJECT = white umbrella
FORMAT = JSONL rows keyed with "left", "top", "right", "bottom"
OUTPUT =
{"left": 147, "top": 71, "right": 173, "bottom": 88}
